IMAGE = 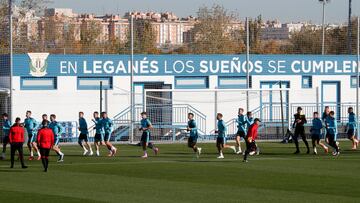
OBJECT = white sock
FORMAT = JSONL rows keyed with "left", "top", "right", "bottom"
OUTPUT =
{"left": 30, "top": 151, "right": 34, "bottom": 157}
{"left": 59, "top": 151, "right": 64, "bottom": 156}
{"left": 111, "top": 146, "right": 116, "bottom": 151}
{"left": 238, "top": 146, "right": 242, "bottom": 151}
{"left": 231, "top": 146, "right": 236, "bottom": 152}
{"left": 82, "top": 145, "right": 87, "bottom": 151}
{"left": 36, "top": 150, "right": 40, "bottom": 157}
{"left": 220, "top": 152, "right": 223, "bottom": 156}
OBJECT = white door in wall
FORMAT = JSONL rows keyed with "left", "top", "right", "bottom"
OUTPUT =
{"left": 321, "top": 81, "right": 341, "bottom": 120}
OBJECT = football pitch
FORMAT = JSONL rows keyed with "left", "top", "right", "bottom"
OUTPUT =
{"left": 0, "top": 142, "right": 359, "bottom": 203}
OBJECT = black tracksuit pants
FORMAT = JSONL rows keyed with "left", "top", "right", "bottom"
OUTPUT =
{"left": 294, "top": 127, "right": 309, "bottom": 152}
{"left": 10, "top": 143, "right": 25, "bottom": 168}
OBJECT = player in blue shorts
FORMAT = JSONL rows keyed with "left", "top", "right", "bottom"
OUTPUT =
{"left": 310, "top": 112, "right": 328, "bottom": 155}
{"left": 235, "top": 108, "right": 246, "bottom": 154}
{"left": 24, "top": 111, "right": 40, "bottom": 160}
{"left": 92, "top": 111, "right": 105, "bottom": 156}
{"left": 139, "top": 112, "right": 159, "bottom": 158}
{"left": 187, "top": 113, "right": 202, "bottom": 158}
{"left": 1, "top": 113, "right": 11, "bottom": 159}
{"left": 101, "top": 112, "right": 117, "bottom": 157}
{"left": 345, "top": 107, "right": 359, "bottom": 150}
{"left": 49, "top": 114, "right": 65, "bottom": 162}
{"left": 78, "top": 112, "right": 93, "bottom": 156}
{"left": 215, "top": 113, "right": 236, "bottom": 159}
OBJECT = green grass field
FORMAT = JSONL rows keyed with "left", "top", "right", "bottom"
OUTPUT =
{"left": 0, "top": 142, "right": 359, "bottom": 203}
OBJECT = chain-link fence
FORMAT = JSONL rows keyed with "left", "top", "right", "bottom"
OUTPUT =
{"left": 0, "top": 1, "right": 360, "bottom": 143}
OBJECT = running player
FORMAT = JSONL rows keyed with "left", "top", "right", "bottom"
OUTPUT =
{"left": 49, "top": 114, "right": 65, "bottom": 162}
{"left": 292, "top": 107, "right": 310, "bottom": 154}
{"left": 310, "top": 112, "right": 328, "bottom": 154}
{"left": 325, "top": 111, "right": 340, "bottom": 156}
{"left": 37, "top": 120, "right": 54, "bottom": 172}
{"left": 235, "top": 108, "right": 246, "bottom": 154}
{"left": 139, "top": 112, "right": 159, "bottom": 158}
{"left": 243, "top": 118, "right": 261, "bottom": 162}
{"left": 215, "top": 113, "right": 236, "bottom": 159}
{"left": 1, "top": 113, "right": 11, "bottom": 159}
{"left": 78, "top": 112, "right": 93, "bottom": 156}
{"left": 187, "top": 113, "right": 202, "bottom": 158}
{"left": 101, "top": 112, "right": 117, "bottom": 157}
{"left": 92, "top": 111, "right": 104, "bottom": 156}
{"left": 345, "top": 107, "right": 359, "bottom": 150}
{"left": 24, "top": 111, "right": 40, "bottom": 160}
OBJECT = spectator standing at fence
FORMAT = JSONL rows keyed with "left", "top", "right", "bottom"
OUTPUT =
{"left": 49, "top": 114, "right": 65, "bottom": 162}
{"left": 345, "top": 107, "right": 359, "bottom": 150}
{"left": 139, "top": 112, "right": 159, "bottom": 158}
{"left": 9, "top": 117, "right": 27, "bottom": 169}
{"left": 325, "top": 111, "right": 340, "bottom": 156}
{"left": 1, "top": 113, "right": 11, "bottom": 159}
{"left": 37, "top": 120, "right": 54, "bottom": 172}
{"left": 310, "top": 112, "right": 329, "bottom": 154}
{"left": 235, "top": 108, "right": 246, "bottom": 154}
{"left": 187, "top": 113, "right": 202, "bottom": 158}
{"left": 243, "top": 118, "right": 261, "bottom": 162}
{"left": 215, "top": 113, "right": 237, "bottom": 159}
{"left": 78, "top": 112, "right": 93, "bottom": 156}
{"left": 292, "top": 107, "right": 310, "bottom": 154}
{"left": 101, "top": 112, "right": 117, "bottom": 157}
{"left": 24, "top": 111, "right": 40, "bottom": 161}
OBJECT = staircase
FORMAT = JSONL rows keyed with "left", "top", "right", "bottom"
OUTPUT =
{"left": 89, "top": 104, "right": 207, "bottom": 142}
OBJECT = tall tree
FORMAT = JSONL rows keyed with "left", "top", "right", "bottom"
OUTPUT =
{"left": 124, "top": 19, "right": 159, "bottom": 54}
{"left": 190, "top": 4, "right": 245, "bottom": 54}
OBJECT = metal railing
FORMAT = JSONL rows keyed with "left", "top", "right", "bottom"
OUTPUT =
{"left": 88, "top": 104, "right": 207, "bottom": 141}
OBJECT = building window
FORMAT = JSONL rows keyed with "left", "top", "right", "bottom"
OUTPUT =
{"left": 302, "top": 76, "right": 312, "bottom": 88}
{"left": 20, "top": 77, "right": 57, "bottom": 90}
{"left": 350, "top": 76, "right": 360, "bottom": 88}
{"left": 175, "top": 76, "right": 209, "bottom": 89}
{"left": 77, "top": 77, "right": 113, "bottom": 90}
{"left": 218, "top": 76, "right": 252, "bottom": 89}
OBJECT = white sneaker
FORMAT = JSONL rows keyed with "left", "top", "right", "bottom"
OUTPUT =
{"left": 83, "top": 150, "right": 88, "bottom": 156}
{"left": 236, "top": 150, "right": 242, "bottom": 155}
{"left": 89, "top": 151, "right": 93, "bottom": 156}
{"left": 217, "top": 155, "right": 224, "bottom": 159}
{"left": 197, "top": 148, "right": 202, "bottom": 156}
{"left": 230, "top": 146, "right": 237, "bottom": 154}
{"left": 57, "top": 154, "right": 64, "bottom": 162}
{"left": 96, "top": 151, "right": 100, "bottom": 156}
{"left": 249, "top": 151, "right": 256, "bottom": 156}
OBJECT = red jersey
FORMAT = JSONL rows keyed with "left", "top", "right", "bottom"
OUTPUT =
{"left": 247, "top": 123, "right": 259, "bottom": 141}
{"left": 37, "top": 128, "right": 55, "bottom": 149}
{"left": 9, "top": 125, "right": 25, "bottom": 143}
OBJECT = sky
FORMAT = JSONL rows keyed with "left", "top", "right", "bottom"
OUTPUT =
{"left": 48, "top": 0, "right": 360, "bottom": 24}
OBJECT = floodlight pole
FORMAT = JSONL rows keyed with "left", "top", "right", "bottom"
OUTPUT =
{"left": 130, "top": 14, "right": 135, "bottom": 144}
{"left": 321, "top": 0, "right": 326, "bottom": 55}
{"left": 348, "top": 0, "right": 352, "bottom": 54}
{"left": 8, "top": 0, "right": 13, "bottom": 121}
{"left": 246, "top": 17, "right": 250, "bottom": 111}
{"left": 356, "top": 17, "right": 359, "bottom": 140}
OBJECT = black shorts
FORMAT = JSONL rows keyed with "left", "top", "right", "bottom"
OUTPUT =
{"left": 78, "top": 133, "right": 88, "bottom": 142}
{"left": 216, "top": 137, "right": 225, "bottom": 146}
{"left": 246, "top": 140, "right": 257, "bottom": 151}
{"left": 188, "top": 136, "right": 197, "bottom": 147}
{"left": 2, "top": 136, "right": 9, "bottom": 144}
{"left": 311, "top": 134, "right": 321, "bottom": 142}
{"left": 347, "top": 129, "right": 355, "bottom": 139}
{"left": 39, "top": 148, "right": 50, "bottom": 157}
{"left": 236, "top": 131, "right": 246, "bottom": 138}
{"left": 141, "top": 131, "right": 150, "bottom": 143}
{"left": 94, "top": 133, "right": 103, "bottom": 142}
